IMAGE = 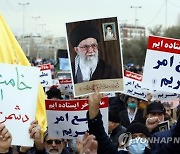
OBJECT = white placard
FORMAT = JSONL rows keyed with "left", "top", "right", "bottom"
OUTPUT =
{"left": 142, "top": 36, "right": 180, "bottom": 94}
{"left": 123, "top": 70, "right": 179, "bottom": 101}
{"left": 0, "top": 63, "right": 39, "bottom": 146}
{"left": 45, "top": 97, "right": 108, "bottom": 139}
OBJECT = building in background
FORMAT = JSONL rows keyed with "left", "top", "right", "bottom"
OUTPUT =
{"left": 17, "top": 34, "right": 67, "bottom": 61}
{"left": 120, "top": 24, "right": 146, "bottom": 41}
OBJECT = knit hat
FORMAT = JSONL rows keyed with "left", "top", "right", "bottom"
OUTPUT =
{"left": 146, "top": 101, "right": 166, "bottom": 115}
{"left": 126, "top": 122, "right": 150, "bottom": 137}
{"left": 70, "top": 23, "right": 100, "bottom": 47}
{"left": 109, "top": 110, "right": 120, "bottom": 123}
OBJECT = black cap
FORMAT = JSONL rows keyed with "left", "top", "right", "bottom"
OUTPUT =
{"left": 126, "top": 122, "right": 150, "bottom": 137}
{"left": 70, "top": 23, "right": 100, "bottom": 47}
{"left": 109, "top": 110, "right": 120, "bottom": 123}
{"left": 146, "top": 101, "right": 166, "bottom": 115}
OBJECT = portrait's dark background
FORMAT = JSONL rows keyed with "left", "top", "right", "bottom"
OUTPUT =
{"left": 66, "top": 17, "right": 123, "bottom": 78}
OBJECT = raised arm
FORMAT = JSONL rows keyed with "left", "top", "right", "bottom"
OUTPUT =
{"left": 87, "top": 85, "right": 117, "bottom": 154}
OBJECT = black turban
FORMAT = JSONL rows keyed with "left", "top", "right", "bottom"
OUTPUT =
{"left": 70, "top": 23, "right": 100, "bottom": 47}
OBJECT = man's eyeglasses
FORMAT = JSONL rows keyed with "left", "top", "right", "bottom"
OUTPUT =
{"left": 78, "top": 43, "right": 98, "bottom": 51}
{"left": 46, "top": 139, "right": 62, "bottom": 145}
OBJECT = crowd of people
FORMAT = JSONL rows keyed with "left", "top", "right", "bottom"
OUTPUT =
{"left": 1, "top": 19, "right": 179, "bottom": 154}
{"left": 1, "top": 85, "right": 180, "bottom": 154}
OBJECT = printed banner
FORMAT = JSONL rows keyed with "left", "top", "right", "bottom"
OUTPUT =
{"left": 123, "top": 70, "right": 178, "bottom": 101}
{"left": 142, "top": 36, "right": 180, "bottom": 94}
{"left": 45, "top": 97, "right": 108, "bottom": 139}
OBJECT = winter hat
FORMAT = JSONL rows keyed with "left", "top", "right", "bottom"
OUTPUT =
{"left": 126, "top": 122, "right": 150, "bottom": 137}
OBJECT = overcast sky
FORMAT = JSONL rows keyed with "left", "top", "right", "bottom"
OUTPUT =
{"left": 0, "top": 0, "right": 180, "bottom": 37}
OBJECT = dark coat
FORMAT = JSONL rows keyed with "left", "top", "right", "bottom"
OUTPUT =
{"left": 119, "top": 108, "right": 145, "bottom": 128}
{"left": 72, "top": 58, "right": 120, "bottom": 84}
{"left": 110, "top": 124, "right": 126, "bottom": 150}
{"left": 150, "top": 120, "right": 180, "bottom": 154}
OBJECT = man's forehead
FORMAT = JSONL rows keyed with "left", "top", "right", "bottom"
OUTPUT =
{"left": 46, "top": 135, "right": 63, "bottom": 141}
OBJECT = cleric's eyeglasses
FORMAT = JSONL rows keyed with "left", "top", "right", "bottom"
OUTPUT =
{"left": 78, "top": 43, "right": 98, "bottom": 51}
{"left": 46, "top": 139, "right": 62, "bottom": 145}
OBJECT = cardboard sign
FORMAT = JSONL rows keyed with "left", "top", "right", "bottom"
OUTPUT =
{"left": 142, "top": 36, "right": 180, "bottom": 94}
{"left": 38, "top": 64, "right": 53, "bottom": 87}
{"left": 0, "top": 63, "right": 39, "bottom": 146}
{"left": 45, "top": 97, "right": 108, "bottom": 139}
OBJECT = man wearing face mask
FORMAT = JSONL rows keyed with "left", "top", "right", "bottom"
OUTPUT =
{"left": 125, "top": 122, "right": 151, "bottom": 154}
{"left": 119, "top": 95, "right": 145, "bottom": 128}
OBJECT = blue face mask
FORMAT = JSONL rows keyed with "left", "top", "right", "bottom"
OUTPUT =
{"left": 128, "top": 137, "right": 148, "bottom": 154}
{"left": 128, "top": 102, "right": 137, "bottom": 109}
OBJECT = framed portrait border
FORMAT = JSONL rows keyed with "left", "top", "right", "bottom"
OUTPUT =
{"left": 102, "top": 22, "right": 117, "bottom": 41}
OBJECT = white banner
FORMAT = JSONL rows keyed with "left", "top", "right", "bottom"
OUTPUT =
{"left": 45, "top": 97, "right": 108, "bottom": 139}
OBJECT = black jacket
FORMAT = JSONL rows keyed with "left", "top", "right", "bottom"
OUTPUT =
{"left": 119, "top": 108, "right": 145, "bottom": 128}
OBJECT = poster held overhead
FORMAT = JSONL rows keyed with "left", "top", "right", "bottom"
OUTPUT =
{"left": 66, "top": 17, "right": 123, "bottom": 97}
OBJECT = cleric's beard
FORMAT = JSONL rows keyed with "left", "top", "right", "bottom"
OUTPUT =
{"left": 78, "top": 50, "right": 99, "bottom": 81}
{"left": 79, "top": 50, "right": 98, "bottom": 68}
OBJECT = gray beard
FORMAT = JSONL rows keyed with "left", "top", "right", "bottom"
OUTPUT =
{"left": 78, "top": 51, "right": 98, "bottom": 81}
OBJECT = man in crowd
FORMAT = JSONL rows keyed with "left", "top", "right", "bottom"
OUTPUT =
{"left": 42, "top": 129, "right": 70, "bottom": 154}
{"left": 69, "top": 22, "right": 120, "bottom": 84}
{"left": 119, "top": 95, "right": 145, "bottom": 128}
{"left": 108, "top": 109, "right": 126, "bottom": 150}
{"left": 145, "top": 101, "right": 166, "bottom": 133}
{"left": 162, "top": 102, "right": 176, "bottom": 127}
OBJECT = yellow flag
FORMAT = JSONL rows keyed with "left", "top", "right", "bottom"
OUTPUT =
{"left": 0, "top": 14, "right": 47, "bottom": 133}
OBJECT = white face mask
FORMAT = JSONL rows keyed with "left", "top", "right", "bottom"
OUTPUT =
{"left": 128, "top": 137, "right": 149, "bottom": 154}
